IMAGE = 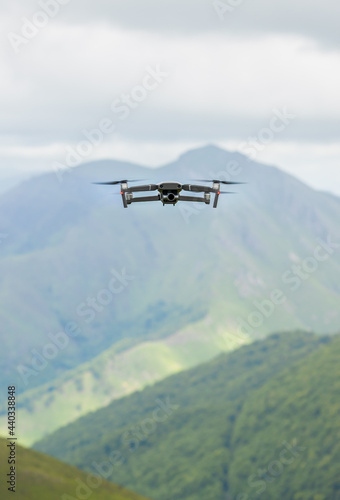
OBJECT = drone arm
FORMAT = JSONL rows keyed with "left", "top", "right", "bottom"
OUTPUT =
{"left": 178, "top": 195, "right": 207, "bottom": 203}
{"left": 129, "top": 195, "right": 160, "bottom": 204}
{"left": 182, "top": 184, "right": 214, "bottom": 193}
{"left": 126, "top": 184, "right": 158, "bottom": 193}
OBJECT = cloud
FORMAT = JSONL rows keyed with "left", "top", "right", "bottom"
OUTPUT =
{"left": 1, "top": 0, "right": 340, "bottom": 195}
{"left": 1, "top": 25, "right": 339, "bottom": 147}
{"left": 3, "top": 0, "right": 340, "bottom": 49}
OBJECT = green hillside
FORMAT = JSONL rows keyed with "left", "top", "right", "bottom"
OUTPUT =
{"left": 228, "top": 332, "right": 340, "bottom": 500}
{"left": 0, "top": 437, "right": 148, "bottom": 500}
{"left": 35, "top": 331, "right": 340, "bottom": 500}
{"left": 1, "top": 145, "right": 340, "bottom": 445}
{"left": 10, "top": 322, "right": 248, "bottom": 446}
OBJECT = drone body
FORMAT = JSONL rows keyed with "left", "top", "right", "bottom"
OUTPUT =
{"left": 94, "top": 179, "right": 243, "bottom": 208}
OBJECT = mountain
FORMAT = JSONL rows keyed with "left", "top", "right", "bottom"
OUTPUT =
{"left": 10, "top": 322, "right": 247, "bottom": 446}
{"left": 0, "top": 437, "right": 149, "bottom": 500}
{"left": 34, "top": 331, "right": 340, "bottom": 500}
{"left": 0, "top": 168, "right": 39, "bottom": 195}
{"left": 1, "top": 145, "right": 340, "bottom": 445}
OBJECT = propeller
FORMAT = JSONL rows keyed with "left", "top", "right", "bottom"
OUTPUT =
{"left": 193, "top": 179, "right": 245, "bottom": 185}
{"left": 93, "top": 179, "right": 144, "bottom": 185}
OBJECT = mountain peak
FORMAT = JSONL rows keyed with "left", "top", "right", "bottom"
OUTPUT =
{"left": 177, "top": 143, "right": 240, "bottom": 163}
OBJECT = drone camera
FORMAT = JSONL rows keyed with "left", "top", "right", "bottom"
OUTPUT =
{"left": 204, "top": 192, "right": 211, "bottom": 204}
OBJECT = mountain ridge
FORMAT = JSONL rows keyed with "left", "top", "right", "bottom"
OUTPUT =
{"left": 1, "top": 144, "right": 339, "bottom": 446}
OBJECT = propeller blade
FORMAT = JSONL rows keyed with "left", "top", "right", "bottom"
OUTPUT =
{"left": 193, "top": 179, "right": 245, "bottom": 185}
{"left": 220, "top": 181, "right": 245, "bottom": 185}
{"left": 93, "top": 179, "right": 144, "bottom": 185}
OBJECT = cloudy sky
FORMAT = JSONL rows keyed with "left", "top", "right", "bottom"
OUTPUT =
{"left": 1, "top": 0, "right": 340, "bottom": 193}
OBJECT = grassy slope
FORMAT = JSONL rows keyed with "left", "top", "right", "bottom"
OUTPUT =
{"left": 35, "top": 331, "right": 334, "bottom": 500}
{"left": 0, "top": 438, "right": 148, "bottom": 500}
{"left": 7, "top": 319, "right": 249, "bottom": 446}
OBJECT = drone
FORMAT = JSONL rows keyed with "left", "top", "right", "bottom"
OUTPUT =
{"left": 93, "top": 179, "right": 244, "bottom": 208}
